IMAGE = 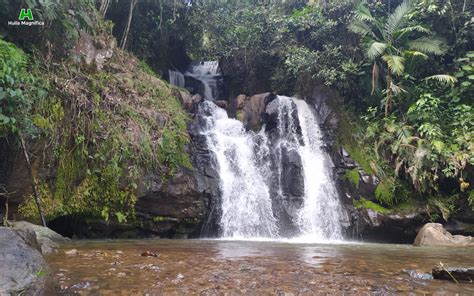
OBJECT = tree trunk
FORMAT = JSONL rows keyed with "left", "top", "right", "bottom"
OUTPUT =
{"left": 20, "top": 135, "right": 47, "bottom": 227}
{"left": 99, "top": 0, "right": 110, "bottom": 18}
{"left": 385, "top": 73, "right": 393, "bottom": 117}
{"left": 3, "top": 198, "right": 8, "bottom": 226}
{"left": 120, "top": 0, "right": 138, "bottom": 50}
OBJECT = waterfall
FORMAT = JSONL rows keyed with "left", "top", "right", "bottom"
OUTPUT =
{"left": 291, "top": 98, "right": 343, "bottom": 240}
{"left": 198, "top": 95, "right": 344, "bottom": 242}
{"left": 199, "top": 101, "right": 278, "bottom": 238}
{"left": 185, "top": 61, "right": 221, "bottom": 100}
{"left": 168, "top": 70, "right": 185, "bottom": 88}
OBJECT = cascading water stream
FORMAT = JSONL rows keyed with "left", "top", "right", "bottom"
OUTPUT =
{"left": 185, "top": 61, "right": 221, "bottom": 100}
{"left": 292, "top": 98, "right": 343, "bottom": 240}
{"left": 168, "top": 70, "right": 185, "bottom": 88}
{"left": 199, "top": 101, "right": 278, "bottom": 238}
{"left": 198, "top": 95, "right": 344, "bottom": 242}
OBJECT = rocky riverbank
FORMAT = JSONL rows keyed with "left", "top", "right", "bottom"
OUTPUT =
{"left": 0, "top": 222, "right": 67, "bottom": 295}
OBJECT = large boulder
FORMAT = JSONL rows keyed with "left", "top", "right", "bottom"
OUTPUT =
{"left": 228, "top": 93, "right": 276, "bottom": 130}
{"left": 414, "top": 223, "right": 474, "bottom": 247}
{"left": 12, "top": 221, "right": 68, "bottom": 255}
{"left": 173, "top": 89, "right": 201, "bottom": 113}
{"left": 0, "top": 227, "right": 48, "bottom": 295}
{"left": 243, "top": 93, "right": 275, "bottom": 131}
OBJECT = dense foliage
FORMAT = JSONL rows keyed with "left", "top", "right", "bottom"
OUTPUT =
{"left": 0, "top": 0, "right": 472, "bottom": 224}
{"left": 0, "top": 1, "right": 190, "bottom": 224}
{"left": 176, "top": 0, "right": 472, "bottom": 208}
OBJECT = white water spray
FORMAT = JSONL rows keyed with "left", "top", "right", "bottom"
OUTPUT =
{"left": 199, "top": 96, "right": 344, "bottom": 242}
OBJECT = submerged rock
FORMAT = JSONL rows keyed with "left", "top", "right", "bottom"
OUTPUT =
{"left": 432, "top": 266, "right": 474, "bottom": 282}
{"left": 0, "top": 227, "right": 48, "bottom": 295}
{"left": 405, "top": 269, "right": 433, "bottom": 280}
{"left": 414, "top": 223, "right": 474, "bottom": 247}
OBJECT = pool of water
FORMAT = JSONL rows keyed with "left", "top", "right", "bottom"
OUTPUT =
{"left": 46, "top": 239, "right": 474, "bottom": 295}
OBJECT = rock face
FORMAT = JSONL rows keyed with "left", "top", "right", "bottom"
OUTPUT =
{"left": 71, "top": 32, "right": 115, "bottom": 71}
{"left": 414, "top": 223, "right": 474, "bottom": 247}
{"left": 432, "top": 266, "right": 474, "bottom": 282}
{"left": 135, "top": 167, "right": 210, "bottom": 238}
{"left": 0, "top": 227, "right": 48, "bottom": 295}
{"left": 187, "top": 106, "right": 222, "bottom": 237}
{"left": 341, "top": 204, "right": 431, "bottom": 243}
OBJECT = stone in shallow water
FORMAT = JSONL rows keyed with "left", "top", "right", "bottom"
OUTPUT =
{"left": 432, "top": 267, "right": 474, "bottom": 282}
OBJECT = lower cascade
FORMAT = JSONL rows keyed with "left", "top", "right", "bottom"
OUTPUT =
{"left": 198, "top": 96, "right": 344, "bottom": 242}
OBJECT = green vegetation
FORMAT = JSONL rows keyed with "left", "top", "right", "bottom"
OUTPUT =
{"left": 1, "top": 0, "right": 473, "bottom": 223}
{"left": 353, "top": 198, "right": 390, "bottom": 214}
{"left": 165, "top": 0, "right": 471, "bottom": 209}
{"left": 1, "top": 2, "right": 190, "bottom": 224}
{"left": 345, "top": 169, "right": 360, "bottom": 189}
{"left": 0, "top": 40, "right": 47, "bottom": 137}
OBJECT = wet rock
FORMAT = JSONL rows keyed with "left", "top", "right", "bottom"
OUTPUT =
{"left": 214, "top": 100, "right": 228, "bottom": 110}
{"left": 414, "top": 223, "right": 474, "bottom": 247}
{"left": 0, "top": 227, "right": 48, "bottom": 295}
{"left": 228, "top": 94, "right": 247, "bottom": 117}
{"left": 135, "top": 166, "right": 209, "bottom": 238}
{"left": 243, "top": 93, "right": 275, "bottom": 131}
{"left": 280, "top": 146, "right": 305, "bottom": 220}
{"left": 348, "top": 206, "right": 429, "bottom": 243}
{"left": 184, "top": 75, "right": 205, "bottom": 98}
{"left": 188, "top": 109, "right": 222, "bottom": 237}
{"left": 432, "top": 266, "right": 474, "bottom": 282}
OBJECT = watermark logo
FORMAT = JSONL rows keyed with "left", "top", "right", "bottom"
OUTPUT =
{"left": 8, "top": 8, "right": 44, "bottom": 26}
{"left": 18, "top": 9, "right": 33, "bottom": 21}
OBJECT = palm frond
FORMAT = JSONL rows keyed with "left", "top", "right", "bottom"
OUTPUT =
{"left": 390, "top": 82, "right": 406, "bottom": 95}
{"left": 349, "top": 18, "right": 372, "bottom": 36}
{"left": 408, "top": 37, "right": 446, "bottom": 55}
{"left": 367, "top": 41, "right": 387, "bottom": 60}
{"left": 354, "top": 4, "right": 376, "bottom": 23}
{"left": 385, "top": 0, "right": 414, "bottom": 36}
{"left": 396, "top": 25, "right": 431, "bottom": 37}
{"left": 424, "top": 74, "right": 457, "bottom": 86}
{"left": 404, "top": 50, "right": 428, "bottom": 59}
{"left": 382, "top": 54, "right": 405, "bottom": 75}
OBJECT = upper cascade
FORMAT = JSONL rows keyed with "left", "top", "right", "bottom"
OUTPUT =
{"left": 168, "top": 69, "right": 185, "bottom": 88}
{"left": 184, "top": 61, "right": 222, "bottom": 100}
{"left": 197, "top": 95, "right": 344, "bottom": 242}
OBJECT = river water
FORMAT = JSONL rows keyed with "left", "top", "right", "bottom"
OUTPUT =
{"left": 46, "top": 240, "right": 474, "bottom": 295}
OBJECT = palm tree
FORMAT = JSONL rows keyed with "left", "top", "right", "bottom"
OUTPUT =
{"left": 349, "top": 0, "right": 447, "bottom": 116}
